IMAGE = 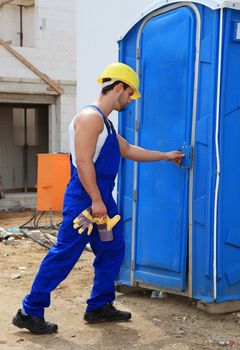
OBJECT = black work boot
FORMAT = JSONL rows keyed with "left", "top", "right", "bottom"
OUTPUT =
{"left": 84, "top": 303, "right": 131, "bottom": 323}
{"left": 12, "top": 309, "right": 58, "bottom": 335}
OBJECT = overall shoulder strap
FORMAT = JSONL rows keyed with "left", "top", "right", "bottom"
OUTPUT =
{"left": 107, "top": 119, "right": 116, "bottom": 133}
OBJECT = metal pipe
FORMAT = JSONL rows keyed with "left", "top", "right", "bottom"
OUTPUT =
{"left": 23, "top": 108, "right": 28, "bottom": 193}
{"left": 213, "top": 7, "right": 224, "bottom": 301}
{"left": 19, "top": 5, "right": 23, "bottom": 47}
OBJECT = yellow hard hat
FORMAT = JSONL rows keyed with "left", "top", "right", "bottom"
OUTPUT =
{"left": 97, "top": 62, "right": 141, "bottom": 100}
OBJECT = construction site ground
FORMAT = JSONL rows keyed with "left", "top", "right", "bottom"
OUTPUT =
{"left": 1, "top": 209, "right": 240, "bottom": 350}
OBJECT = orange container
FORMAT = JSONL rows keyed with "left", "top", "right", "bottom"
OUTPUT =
{"left": 37, "top": 153, "right": 71, "bottom": 211}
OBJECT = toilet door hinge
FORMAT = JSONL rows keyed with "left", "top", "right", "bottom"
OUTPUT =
{"left": 137, "top": 47, "right": 140, "bottom": 59}
{"left": 133, "top": 189, "right": 137, "bottom": 201}
{"left": 135, "top": 119, "right": 139, "bottom": 132}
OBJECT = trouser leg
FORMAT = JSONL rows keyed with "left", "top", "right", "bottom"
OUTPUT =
{"left": 23, "top": 220, "right": 89, "bottom": 317}
{"left": 86, "top": 222, "right": 125, "bottom": 312}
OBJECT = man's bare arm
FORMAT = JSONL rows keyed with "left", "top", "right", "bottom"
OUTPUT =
{"left": 74, "top": 110, "right": 107, "bottom": 217}
{"left": 117, "top": 135, "right": 184, "bottom": 165}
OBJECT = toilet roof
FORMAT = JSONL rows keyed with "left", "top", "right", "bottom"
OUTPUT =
{"left": 118, "top": 0, "right": 240, "bottom": 40}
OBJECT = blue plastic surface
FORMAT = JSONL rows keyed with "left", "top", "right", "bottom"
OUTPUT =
{"left": 117, "top": 2, "right": 240, "bottom": 303}
{"left": 118, "top": 6, "right": 196, "bottom": 292}
{"left": 180, "top": 143, "right": 193, "bottom": 170}
{"left": 191, "top": 5, "right": 219, "bottom": 302}
{"left": 216, "top": 9, "right": 240, "bottom": 302}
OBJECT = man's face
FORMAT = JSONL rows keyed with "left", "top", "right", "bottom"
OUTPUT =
{"left": 116, "top": 85, "right": 134, "bottom": 112}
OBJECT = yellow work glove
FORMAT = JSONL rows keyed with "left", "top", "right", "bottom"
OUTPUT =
{"left": 73, "top": 207, "right": 121, "bottom": 235}
{"left": 73, "top": 208, "right": 94, "bottom": 235}
{"left": 93, "top": 214, "right": 121, "bottom": 231}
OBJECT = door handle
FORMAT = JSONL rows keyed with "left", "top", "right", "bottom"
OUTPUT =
{"left": 179, "top": 143, "right": 193, "bottom": 170}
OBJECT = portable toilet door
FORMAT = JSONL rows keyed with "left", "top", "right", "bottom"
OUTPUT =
{"left": 130, "top": 6, "right": 197, "bottom": 292}
{"left": 117, "top": 2, "right": 200, "bottom": 293}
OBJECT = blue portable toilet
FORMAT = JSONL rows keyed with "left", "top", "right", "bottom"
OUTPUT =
{"left": 117, "top": 0, "right": 240, "bottom": 306}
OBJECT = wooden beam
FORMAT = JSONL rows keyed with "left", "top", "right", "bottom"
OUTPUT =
{"left": 0, "top": 93, "right": 56, "bottom": 104}
{"left": 0, "top": 0, "right": 14, "bottom": 7}
{"left": 11, "top": 0, "right": 35, "bottom": 7}
{"left": 0, "top": 40, "right": 64, "bottom": 95}
{"left": 0, "top": 0, "right": 35, "bottom": 7}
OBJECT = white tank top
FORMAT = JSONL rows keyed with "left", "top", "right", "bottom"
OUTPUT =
{"left": 69, "top": 110, "right": 108, "bottom": 168}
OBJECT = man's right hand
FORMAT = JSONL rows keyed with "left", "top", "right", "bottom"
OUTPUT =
{"left": 165, "top": 151, "right": 184, "bottom": 165}
{"left": 91, "top": 199, "right": 107, "bottom": 219}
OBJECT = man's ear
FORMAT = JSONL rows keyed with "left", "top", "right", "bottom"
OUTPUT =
{"left": 115, "top": 82, "right": 123, "bottom": 93}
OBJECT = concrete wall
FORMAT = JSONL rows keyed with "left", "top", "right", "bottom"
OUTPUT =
{"left": 59, "top": 85, "right": 77, "bottom": 152}
{"left": 0, "top": 0, "right": 76, "bottom": 81}
{"left": 0, "top": 4, "right": 35, "bottom": 47}
{"left": 0, "top": 0, "right": 77, "bottom": 155}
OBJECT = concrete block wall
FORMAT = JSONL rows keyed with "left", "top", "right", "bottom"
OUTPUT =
{"left": 0, "top": 46, "right": 37, "bottom": 79}
{"left": 58, "top": 82, "right": 77, "bottom": 152}
{"left": 0, "top": 0, "right": 77, "bottom": 157}
{"left": 0, "top": 4, "right": 34, "bottom": 47}
{"left": 47, "top": 83, "right": 76, "bottom": 154}
{"left": 0, "top": 193, "right": 36, "bottom": 209}
{"left": 0, "top": 0, "right": 76, "bottom": 81}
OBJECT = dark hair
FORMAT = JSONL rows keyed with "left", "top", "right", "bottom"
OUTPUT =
{"left": 101, "top": 78, "right": 129, "bottom": 95}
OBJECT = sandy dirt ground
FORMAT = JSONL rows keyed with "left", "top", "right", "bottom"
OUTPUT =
{"left": 1, "top": 209, "right": 240, "bottom": 350}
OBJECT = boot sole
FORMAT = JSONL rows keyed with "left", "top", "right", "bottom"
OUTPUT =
{"left": 84, "top": 315, "right": 131, "bottom": 324}
{"left": 12, "top": 316, "right": 58, "bottom": 335}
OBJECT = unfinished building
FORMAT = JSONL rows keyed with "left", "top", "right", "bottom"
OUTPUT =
{"left": 0, "top": 0, "right": 76, "bottom": 209}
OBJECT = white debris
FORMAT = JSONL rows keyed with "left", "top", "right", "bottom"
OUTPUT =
{"left": 120, "top": 297, "right": 127, "bottom": 303}
{"left": 218, "top": 341, "right": 227, "bottom": 346}
{"left": 28, "top": 230, "right": 41, "bottom": 240}
{"left": 151, "top": 290, "right": 166, "bottom": 299}
{"left": 11, "top": 273, "right": 21, "bottom": 280}
{"left": 4, "top": 237, "right": 15, "bottom": 245}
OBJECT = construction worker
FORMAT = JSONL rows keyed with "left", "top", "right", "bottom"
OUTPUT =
{"left": 12, "top": 62, "right": 184, "bottom": 334}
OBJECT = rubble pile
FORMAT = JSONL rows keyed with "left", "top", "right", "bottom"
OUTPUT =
{"left": 0, "top": 226, "right": 57, "bottom": 249}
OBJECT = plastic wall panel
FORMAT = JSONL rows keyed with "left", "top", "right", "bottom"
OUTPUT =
{"left": 192, "top": 5, "right": 219, "bottom": 301}
{"left": 217, "top": 9, "right": 240, "bottom": 301}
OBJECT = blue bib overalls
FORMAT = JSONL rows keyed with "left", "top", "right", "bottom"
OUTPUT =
{"left": 22, "top": 106, "right": 125, "bottom": 317}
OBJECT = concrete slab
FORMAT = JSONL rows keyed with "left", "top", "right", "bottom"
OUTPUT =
{"left": 0, "top": 192, "right": 36, "bottom": 210}
{"left": 197, "top": 300, "right": 240, "bottom": 314}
